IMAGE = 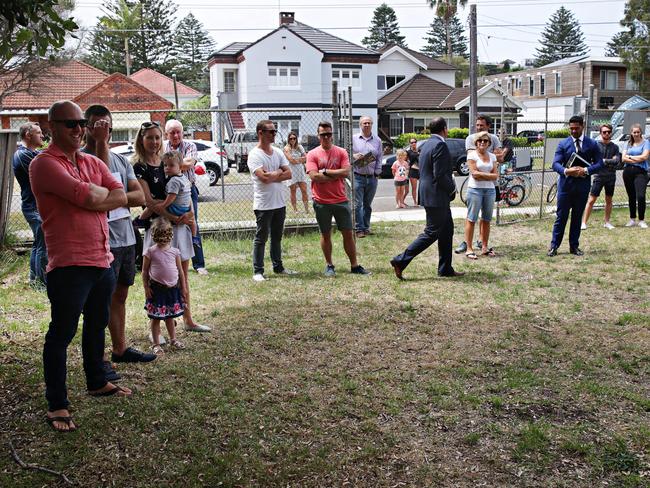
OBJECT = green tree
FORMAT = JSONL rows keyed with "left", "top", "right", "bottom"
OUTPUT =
{"left": 427, "top": 1, "right": 468, "bottom": 63}
{"left": 171, "top": 13, "right": 216, "bottom": 92}
{"left": 422, "top": 12, "right": 468, "bottom": 59}
{"left": 617, "top": 0, "right": 650, "bottom": 94}
{"left": 534, "top": 7, "right": 588, "bottom": 67}
{"left": 605, "top": 31, "right": 633, "bottom": 57}
{"left": 0, "top": 0, "right": 77, "bottom": 60}
{"left": 177, "top": 94, "right": 211, "bottom": 130}
{"left": 0, "top": 1, "right": 77, "bottom": 108}
{"left": 361, "top": 3, "right": 406, "bottom": 50}
{"left": 85, "top": 0, "right": 176, "bottom": 74}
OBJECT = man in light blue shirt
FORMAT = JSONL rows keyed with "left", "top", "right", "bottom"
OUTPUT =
{"left": 352, "top": 115, "right": 383, "bottom": 237}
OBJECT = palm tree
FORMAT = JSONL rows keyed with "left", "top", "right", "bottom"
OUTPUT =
{"left": 427, "top": 0, "right": 468, "bottom": 63}
{"left": 99, "top": 0, "right": 142, "bottom": 75}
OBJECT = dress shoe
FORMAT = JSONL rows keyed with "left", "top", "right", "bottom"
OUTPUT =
{"left": 547, "top": 247, "right": 558, "bottom": 257}
{"left": 439, "top": 270, "right": 465, "bottom": 277}
{"left": 389, "top": 259, "right": 404, "bottom": 280}
{"left": 570, "top": 247, "right": 584, "bottom": 256}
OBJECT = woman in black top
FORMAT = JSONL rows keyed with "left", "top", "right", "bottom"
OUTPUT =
{"left": 406, "top": 138, "right": 419, "bottom": 206}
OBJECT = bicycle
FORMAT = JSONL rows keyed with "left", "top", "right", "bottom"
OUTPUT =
{"left": 546, "top": 182, "right": 557, "bottom": 204}
{"left": 460, "top": 174, "right": 526, "bottom": 207}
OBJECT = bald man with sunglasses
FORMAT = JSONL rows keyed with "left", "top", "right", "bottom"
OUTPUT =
{"left": 30, "top": 100, "right": 132, "bottom": 433}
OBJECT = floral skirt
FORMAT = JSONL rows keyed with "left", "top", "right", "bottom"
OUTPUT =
{"left": 145, "top": 280, "right": 185, "bottom": 319}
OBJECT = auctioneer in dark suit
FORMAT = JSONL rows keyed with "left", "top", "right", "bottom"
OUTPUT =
{"left": 550, "top": 134, "right": 604, "bottom": 252}
{"left": 391, "top": 131, "right": 458, "bottom": 277}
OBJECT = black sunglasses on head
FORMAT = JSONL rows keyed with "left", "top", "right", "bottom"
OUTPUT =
{"left": 141, "top": 121, "right": 160, "bottom": 130}
{"left": 52, "top": 119, "right": 87, "bottom": 129}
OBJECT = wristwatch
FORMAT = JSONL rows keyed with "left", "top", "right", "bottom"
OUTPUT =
{"left": 323, "top": 169, "right": 328, "bottom": 176}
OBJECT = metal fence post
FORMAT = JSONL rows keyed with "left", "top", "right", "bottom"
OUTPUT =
{"left": 540, "top": 97, "right": 549, "bottom": 219}
{"left": 0, "top": 131, "right": 18, "bottom": 244}
{"left": 332, "top": 81, "right": 339, "bottom": 143}
{"left": 217, "top": 110, "right": 226, "bottom": 202}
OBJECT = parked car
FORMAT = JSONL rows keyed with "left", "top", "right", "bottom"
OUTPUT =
{"left": 381, "top": 138, "right": 469, "bottom": 178}
{"left": 110, "top": 144, "right": 211, "bottom": 197}
{"left": 188, "top": 139, "right": 230, "bottom": 186}
{"left": 517, "top": 130, "right": 545, "bottom": 144}
{"left": 597, "top": 123, "right": 650, "bottom": 152}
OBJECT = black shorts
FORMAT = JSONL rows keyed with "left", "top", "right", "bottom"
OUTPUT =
{"left": 590, "top": 176, "right": 615, "bottom": 197}
{"left": 110, "top": 245, "right": 136, "bottom": 286}
{"left": 408, "top": 168, "right": 420, "bottom": 179}
{"left": 394, "top": 180, "right": 409, "bottom": 187}
{"left": 313, "top": 201, "right": 353, "bottom": 233}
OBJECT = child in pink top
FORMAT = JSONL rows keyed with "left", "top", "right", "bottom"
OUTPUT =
{"left": 142, "top": 217, "right": 188, "bottom": 355}
{"left": 391, "top": 149, "right": 410, "bottom": 208}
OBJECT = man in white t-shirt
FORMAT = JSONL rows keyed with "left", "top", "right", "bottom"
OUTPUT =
{"left": 248, "top": 120, "right": 294, "bottom": 281}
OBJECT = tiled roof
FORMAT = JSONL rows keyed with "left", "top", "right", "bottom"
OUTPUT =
{"left": 130, "top": 68, "right": 202, "bottom": 97}
{"left": 378, "top": 74, "right": 455, "bottom": 110}
{"left": 379, "top": 43, "right": 457, "bottom": 71}
{"left": 286, "top": 22, "right": 377, "bottom": 56}
{"left": 208, "top": 21, "right": 378, "bottom": 62}
{"left": 73, "top": 72, "right": 174, "bottom": 110}
{"left": 1, "top": 60, "right": 108, "bottom": 109}
{"left": 439, "top": 85, "right": 487, "bottom": 109}
{"left": 211, "top": 42, "right": 252, "bottom": 57}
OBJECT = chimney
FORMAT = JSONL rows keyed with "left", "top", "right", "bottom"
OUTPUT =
{"left": 279, "top": 12, "right": 295, "bottom": 26}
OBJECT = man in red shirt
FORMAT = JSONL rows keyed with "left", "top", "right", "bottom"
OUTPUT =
{"left": 30, "top": 100, "right": 131, "bottom": 432}
{"left": 306, "top": 121, "right": 370, "bottom": 277}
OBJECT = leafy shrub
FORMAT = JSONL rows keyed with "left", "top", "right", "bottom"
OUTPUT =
{"left": 545, "top": 128, "right": 570, "bottom": 138}
{"left": 509, "top": 136, "right": 529, "bottom": 147}
{"left": 393, "top": 133, "right": 430, "bottom": 148}
{"left": 531, "top": 141, "right": 544, "bottom": 147}
{"left": 448, "top": 128, "right": 469, "bottom": 139}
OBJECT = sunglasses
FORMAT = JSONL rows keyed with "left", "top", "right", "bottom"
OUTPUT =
{"left": 476, "top": 139, "right": 490, "bottom": 144}
{"left": 601, "top": 130, "right": 611, "bottom": 134}
{"left": 410, "top": 140, "right": 417, "bottom": 144}
{"left": 261, "top": 129, "right": 277, "bottom": 134}
{"left": 52, "top": 119, "right": 87, "bottom": 129}
{"left": 318, "top": 132, "right": 333, "bottom": 138}
{"left": 288, "top": 137, "right": 297, "bottom": 140}
{"left": 141, "top": 121, "right": 160, "bottom": 130}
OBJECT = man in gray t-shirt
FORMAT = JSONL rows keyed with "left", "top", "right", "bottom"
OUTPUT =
{"left": 83, "top": 105, "right": 156, "bottom": 374}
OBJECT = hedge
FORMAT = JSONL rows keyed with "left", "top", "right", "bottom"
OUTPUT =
{"left": 394, "top": 128, "right": 470, "bottom": 148}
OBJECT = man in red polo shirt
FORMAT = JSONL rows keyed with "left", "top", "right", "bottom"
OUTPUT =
{"left": 30, "top": 100, "right": 131, "bottom": 432}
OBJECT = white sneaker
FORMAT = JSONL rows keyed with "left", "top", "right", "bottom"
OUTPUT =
{"left": 580, "top": 222, "right": 587, "bottom": 230}
{"left": 603, "top": 222, "right": 615, "bottom": 230}
{"left": 195, "top": 267, "right": 209, "bottom": 275}
{"left": 275, "top": 268, "right": 298, "bottom": 275}
{"left": 253, "top": 273, "right": 266, "bottom": 282}
{"left": 639, "top": 221, "right": 648, "bottom": 229}
{"left": 184, "top": 323, "right": 211, "bottom": 332}
{"left": 148, "top": 332, "right": 166, "bottom": 345}
{"left": 625, "top": 219, "right": 637, "bottom": 227}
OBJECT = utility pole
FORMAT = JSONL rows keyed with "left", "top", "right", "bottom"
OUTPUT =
{"left": 469, "top": 4, "right": 477, "bottom": 134}
{"left": 124, "top": 37, "right": 131, "bottom": 76}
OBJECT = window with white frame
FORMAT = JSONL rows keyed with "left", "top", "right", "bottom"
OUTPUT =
{"left": 599, "top": 69, "right": 618, "bottom": 90}
{"left": 377, "top": 75, "right": 405, "bottom": 91}
{"left": 224, "top": 70, "right": 236, "bottom": 93}
{"left": 539, "top": 75, "right": 545, "bottom": 96}
{"left": 413, "top": 118, "right": 427, "bottom": 133}
{"left": 332, "top": 65, "right": 361, "bottom": 90}
{"left": 268, "top": 63, "right": 300, "bottom": 88}
{"left": 625, "top": 71, "right": 638, "bottom": 90}
{"left": 529, "top": 77, "right": 535, "bottom": 96}
{"left": 389, "top": 117, "right": 402, "bottom": 137}
{"left": 448, "top": 118, "right": 460, "bottom": 129}
{"left": 271, "top": 118, "right": 300, "bottom": 141}
{"left": 555, "top": 73, "right": 561, "bottom": 94}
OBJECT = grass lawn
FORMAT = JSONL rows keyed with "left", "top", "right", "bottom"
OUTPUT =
{"left": 1, "top": 209, "right": 648, "bottom": 487}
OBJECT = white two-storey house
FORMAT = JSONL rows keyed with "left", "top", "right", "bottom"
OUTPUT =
{"left": 208, "top": 12, "right": 380, "bottom": 143}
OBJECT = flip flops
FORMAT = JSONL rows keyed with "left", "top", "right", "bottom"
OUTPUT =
{"left": 46, "top": 415, "right": 77, "bottom": 433}
{"left": 465, "top": 252, "right": 478, "bottom": 260}
{"left": 482, "top": 248, "right": 497, "bottom": 257}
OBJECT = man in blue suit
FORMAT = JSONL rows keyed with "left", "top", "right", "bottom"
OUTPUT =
{"left": 390, "top": 117, "right": 463, "bottom": 279}
{"left": 548, "top": 115, "right": 604, "bottom": 256}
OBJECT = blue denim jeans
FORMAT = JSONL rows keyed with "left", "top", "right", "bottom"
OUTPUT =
{"left": 44, "top": 266, "right": 115, "bottom": 411}
{"left": 466, "top": 187, "right": 496, "bottom": 223}
{"left": 252, "top": 207, "right": 286, "bottom": 274}
{"left": 23, "top": 208, "right": 48, "bottom": 284}
{"left": 190, "top": 184, "right": 206, "bottom": 269}
{"left": 354, "top": 173, "right": 378, "bottom": 233}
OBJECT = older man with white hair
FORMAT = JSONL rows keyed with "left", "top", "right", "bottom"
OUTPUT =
{"left": 164, "top": 119, "right": 208, "bottom": 275}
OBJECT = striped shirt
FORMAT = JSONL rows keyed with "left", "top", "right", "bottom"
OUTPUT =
{"left": 164, "top": 140, "right": 197, "bottom": 184}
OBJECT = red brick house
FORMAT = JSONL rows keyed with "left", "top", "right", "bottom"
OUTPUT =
{"left": 0, "top": 60, "right": 174, "bottom": 143}
{"left": 130, "top": 68, "right": 202, "bottom": 107}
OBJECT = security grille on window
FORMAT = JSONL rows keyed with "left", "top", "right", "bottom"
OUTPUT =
{"left": 332, "top": 65, "right": 361, "bottom": 89}
{"left": 224, "top": 71, "right": 236, "bottom": 93}
{"left": 268, "top": 63, "right": 300, "bottom": 88}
